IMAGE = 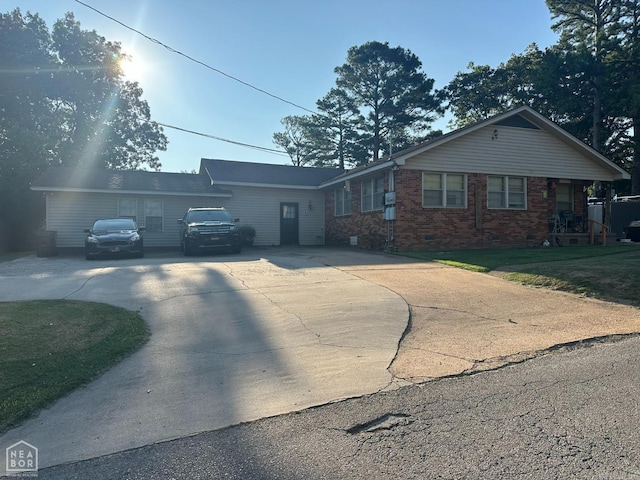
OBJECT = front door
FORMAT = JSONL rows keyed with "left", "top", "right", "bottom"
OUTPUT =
{"left": 280, "top": 202, "right": 299, "bottom": 245}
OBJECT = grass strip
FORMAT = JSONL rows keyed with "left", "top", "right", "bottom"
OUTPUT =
{"left": 504, "top": 249, "right": 640, "bottom": 305}
{"left": 400, "top": 245, "right": 638, "bottom": 273}
{"left": 0, "top": 300, "right": 150, "bottom": 433}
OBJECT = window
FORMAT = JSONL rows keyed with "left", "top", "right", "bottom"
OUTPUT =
{"left": 488, "top": 176, "right": 526, "bottom": 209}
{"left": 334, "top": 187, "right": 352, "bottom": 216}
{"left": 361, "top": 175, "right": 385, "bottom": 212}
{"left": 118, "top": 198, "right": 137, "bottom": 221}
{"left": 282, "top": 204, "right": 297, "bottom": 219}
{"left": 144, "top": 199, "right": 163, "bottom": 232}
{"left": 556, "top": 183, "right": 573, "bottom": 213}
{"left": 422, "top": 173, "right": 467, "bottom": 208}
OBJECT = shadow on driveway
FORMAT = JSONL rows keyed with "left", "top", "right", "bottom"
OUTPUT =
{"left": 0, "top": 248, "right": 407, "bottom": 469}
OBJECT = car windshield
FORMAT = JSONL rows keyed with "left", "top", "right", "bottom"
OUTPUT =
{"left": 92, "top": 219, "right": 137, "bottom": 232}
{"left": 187, "top": 210, "right": 231, "bottom": 223}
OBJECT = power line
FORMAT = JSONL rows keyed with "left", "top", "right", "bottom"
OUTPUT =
{"left": 74, "top": 0, "right": 318, "bottom": 115}
{"left": 157, "top": 122, "right": 288, "bottom": 156}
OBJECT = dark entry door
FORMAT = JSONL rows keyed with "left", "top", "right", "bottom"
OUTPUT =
{"left": 280, "top": 202, "right": 299, "bottom": 245}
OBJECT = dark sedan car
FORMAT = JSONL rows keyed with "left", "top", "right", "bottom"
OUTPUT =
{"left": 84, "top": 218, "right": 145, "bottom": 260}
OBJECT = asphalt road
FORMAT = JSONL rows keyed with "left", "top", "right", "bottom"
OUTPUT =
{"left": 36, "top": 335, "right": 640, "bottom": 480}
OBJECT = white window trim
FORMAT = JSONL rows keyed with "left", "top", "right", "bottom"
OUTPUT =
{"left": 118, "top": 198, "right": 137, "bottom": 221}
{"left": 487, "top": 175, "right": 527, "bottom": 210}
{"left": 422, "top": 172, "right": 468, "bottom": 208}
{"left": 334, "top": 188, "right": 352, "bottom": 216}
{"left": 555, "top": 182, "right": 574, "bottom": 213}
{"left": 361, "top": 175, "right": 385, "bottom": 212}
{"left": 144, "top": 199, "right": 164, "bottom": 233}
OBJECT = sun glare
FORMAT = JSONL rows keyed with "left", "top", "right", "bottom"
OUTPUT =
{"left": 119, "top": 54, "right": 147, "bottom": 82}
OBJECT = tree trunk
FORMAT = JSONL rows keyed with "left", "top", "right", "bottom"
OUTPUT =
{"left": 372, "top": 117, "right": 380, "bottom": 163}
{"left": 592, "top": 84, "right": 602, "bottom": 153}
{"left": 633, "top": 115, "right": 640, "bottom": 194}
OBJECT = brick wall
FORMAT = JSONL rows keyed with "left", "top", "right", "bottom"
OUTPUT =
{"left": 325, "top": 169, "right": 588, "bottom": 251}
{"left": 325, "top": 175, "right": 388, "bottom": 249}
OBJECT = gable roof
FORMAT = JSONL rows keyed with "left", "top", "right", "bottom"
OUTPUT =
{"left": 31, "top": 167, "right": 232, "bottom": 197}
{"left": 200, "top": 158, "right": 345, "bottom": 189}
{"left": 320, "top": 106, "right": 630, "bottom": 187}
{"left": 395, "top": 106, "right": 629, "bottom": 172}
{"left": 29, "top": 107, "right": 630, "bottom": 196}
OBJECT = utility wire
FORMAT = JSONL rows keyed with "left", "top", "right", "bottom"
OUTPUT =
{"left": 157, "top": 122, "right": 288, "bottom": 156}
{"left": 74, "top": 0, "right": 318, "bottom": 115}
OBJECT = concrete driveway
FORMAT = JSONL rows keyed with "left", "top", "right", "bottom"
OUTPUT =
{"left": 2, "top": 247, "right": 640, "bottom": 471}
{"left": 308, "top": 249, "right": 640, "bottom": 381}
{"left": 0, "top": 249, "right": 409, "bottom": 469}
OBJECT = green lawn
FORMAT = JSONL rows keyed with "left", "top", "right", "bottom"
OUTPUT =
{"left": 0, "top": 300, "right": 150, "bottom": 433}
{"left": 400, "top": 245, "right": 640, "bottom": 306}
{"left": 0, "top": 251, "right": 33, "bottom": 263}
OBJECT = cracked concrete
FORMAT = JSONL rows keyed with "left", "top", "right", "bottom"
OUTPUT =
{"left": 305, "top": 249, "right": 640, "bottom": 383}
{"left": 2, "top": 247, "right": 640, "bottom": 473}
{"left": 0, "top": 251, "right": 408, "bottom": 469}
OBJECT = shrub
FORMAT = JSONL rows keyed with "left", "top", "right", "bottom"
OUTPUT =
{"left": 238, "top": 225, "right": 256, "bottom": 246}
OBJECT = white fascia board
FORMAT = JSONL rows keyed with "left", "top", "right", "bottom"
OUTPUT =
{"left": 319, "top": 161, "right": 393, "bottom": 189}
{"left": 213, "top": 181, "right": 318, "bottom": 190}
{"left": 30, "top": 186, "right": 233, "bottom": 197}
{"left": 517, "top": 109, "right": 631, "bottom": 179}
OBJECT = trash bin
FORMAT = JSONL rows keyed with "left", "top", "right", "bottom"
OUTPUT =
{"left": 624, "top": 221, "right": 640, "bottom": 242}
{"left": 36, "top": 230, "right": 58, "bottom": 257}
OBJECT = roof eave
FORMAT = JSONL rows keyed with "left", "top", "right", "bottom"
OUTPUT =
{"left": 319, "top": 161, "right": 394, "bottom": 188}
{"left": 213, "top": 181, "right": 319, "bottom": 190}
{"left": 30, "top": 186, "right": 233, "bottom": 197}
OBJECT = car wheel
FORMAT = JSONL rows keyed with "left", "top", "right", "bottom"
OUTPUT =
{"left": 231, "top": 245, "right": 242, "bottom": 254}
{"left": 85, "top": 252, "right": 92, "bottom": 260}
{"left": 184, "top": 244, "right": 192, "bottom": 256}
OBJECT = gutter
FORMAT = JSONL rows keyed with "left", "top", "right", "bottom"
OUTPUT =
{"left": 319, "top": 160, "right": 395, "bottom": 189}
{"left": 30, "top": 186, "right": 233, "bottom": 197}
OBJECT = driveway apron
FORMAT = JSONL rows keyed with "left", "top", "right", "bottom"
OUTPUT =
{"left": 306, "top": 249, "right": 640, "bottom": 381}
{"left": 0, "top": 252, "right": 408, "bottom": 469}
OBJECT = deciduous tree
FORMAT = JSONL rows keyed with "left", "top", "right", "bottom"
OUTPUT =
{"left": 272, "top": 116, "right": 318, "bottom": 167}
{"left": 0, "top": 9, "right": 167, "bottom": 251}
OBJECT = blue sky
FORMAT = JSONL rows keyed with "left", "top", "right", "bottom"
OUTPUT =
{"left": 14, "top": 0, "right": 559, "bottom": 172}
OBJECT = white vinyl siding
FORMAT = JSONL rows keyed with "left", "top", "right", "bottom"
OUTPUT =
{"left": 45, "top": 192, "right": 227, "bottom": 247}
{"left": 488, "top": 175, "right": 526, "bottom": 209}
{"left": 422, "top": 172, "right": 466, "bottom": 208}
{"left": 44, "top": 184, "right": 327, "bottom": 248}
{"left": 403, "top": 125, "right": 618, "bottom": 180}
{"left": 334, "top": 188, "right": 352, "bottom": 216}
{"left": 210, "top": 185, "right": 326, "bottom": 246}
{"left": 144, "top": 199, "right": 163, "bottom": 233}
{"left": 361, "top": 176, "right": 385, "bottom": 212}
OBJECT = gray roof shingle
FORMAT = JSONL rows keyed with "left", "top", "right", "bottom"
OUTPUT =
{"left": 31, "top": 167, "right": 231, "bottom": 196}
{"left": 200, "top": 159, "right": 345, "bottom": 187}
